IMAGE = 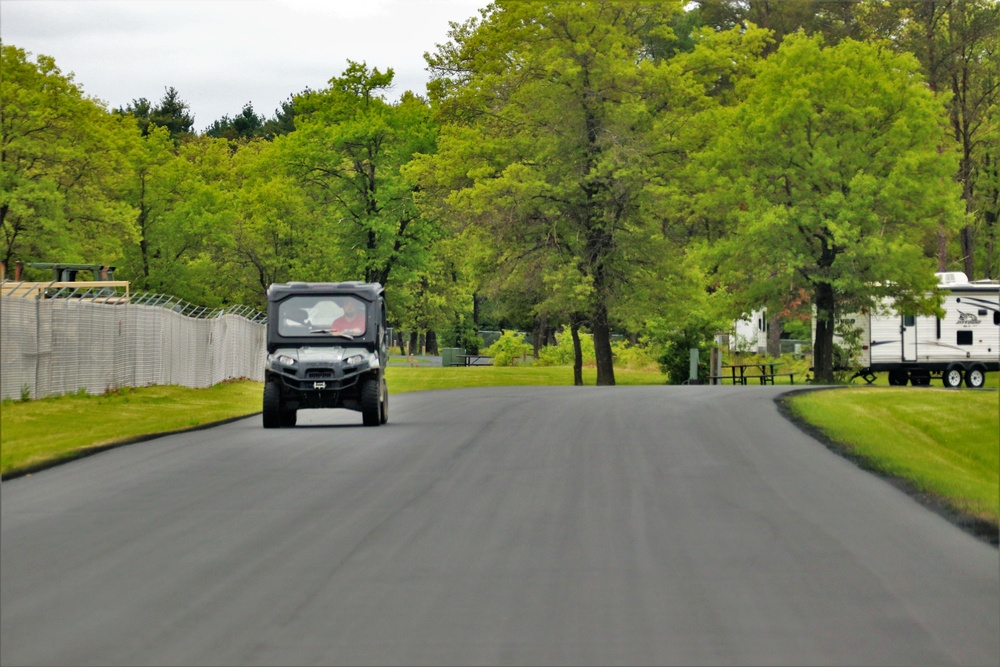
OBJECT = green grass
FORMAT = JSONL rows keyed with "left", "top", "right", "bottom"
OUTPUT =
{"left": 385, "top": 364, "right": 668, "bottom": 392}
{"left": 1, "top": 381, "right": 263, "bottom": 476}
{"left": 786, "top": 387, "right": 999, "bottom": 527}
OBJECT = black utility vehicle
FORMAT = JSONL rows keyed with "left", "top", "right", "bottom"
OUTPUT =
{"left": 263, "top": 282, "right": 389, "bottom": 427}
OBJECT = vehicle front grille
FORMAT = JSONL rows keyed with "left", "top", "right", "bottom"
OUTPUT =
{"left": 305, "top": 368, "right": 336, "bottom": 379}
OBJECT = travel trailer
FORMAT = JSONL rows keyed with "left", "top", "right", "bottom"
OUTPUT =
{"left": 825, "top": 272, "right": 999, "bottom": 388}
{"left": 732, "top": 309, "right": 768, "bottom": 355}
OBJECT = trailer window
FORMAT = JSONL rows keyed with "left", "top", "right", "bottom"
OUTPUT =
{"left": 903, "top": 315, "right": 915, "bottom": 327}
{"left": 957, "top": 330, "right": 973, "bottom": 346}
{"left": 995, "top": 312, "right": 999, "bottom": 325}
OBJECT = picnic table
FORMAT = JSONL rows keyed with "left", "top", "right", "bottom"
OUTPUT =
{"left": 711, "top": 362, "right": 796, "bottom": 386}
{"left": 456, "top": 354, "right": 494, "bottom": 367}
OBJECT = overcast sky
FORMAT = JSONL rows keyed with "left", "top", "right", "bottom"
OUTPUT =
{"left": 2, "top": 0, "right": 487, "bottom": 131}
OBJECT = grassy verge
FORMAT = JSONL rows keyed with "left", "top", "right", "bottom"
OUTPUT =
{"left": 1, "top": 381, "right": 263, "bottom": 477}
{"left": 784, "top": 387, "right": 999, "bottom": 535}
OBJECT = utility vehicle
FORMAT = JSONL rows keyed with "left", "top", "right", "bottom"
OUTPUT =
{"left": 263, "top": 282, "right": 388, "bottom": 427}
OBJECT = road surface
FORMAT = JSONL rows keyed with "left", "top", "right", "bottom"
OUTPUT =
{"left": 2, "top": 386, "right": 997, "bottom": 665}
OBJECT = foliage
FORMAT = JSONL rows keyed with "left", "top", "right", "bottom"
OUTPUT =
{"left": 1, "top": 45, "right": 138, "bottom": 268}
{"left": 700, "top": 32, "right": 966, "bottom": 383}
{"left": 117, "top": 86, "right": 195, "bottom": 144}
{"left": 483, "top": 330, "right": 533, "bottom": 366}
{"left": 611, "top": 339, "right": 661, "bottom": 372}
{"left": 536, "top": 326, "right": 596, "bottom": 367}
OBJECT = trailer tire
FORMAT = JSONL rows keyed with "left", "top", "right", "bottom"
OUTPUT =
{"left": 943, "top": 364, "right": 964, "bottom": 389}
{"left": 965, "top": 364, "right": 986, "bottom": 389}
{"left": 888, "top": 370, "right": 909, "bottom": 386}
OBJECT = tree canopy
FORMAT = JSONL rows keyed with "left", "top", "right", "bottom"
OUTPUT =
{"left": 3, "top": 0, "right": 989, "bottom": 383}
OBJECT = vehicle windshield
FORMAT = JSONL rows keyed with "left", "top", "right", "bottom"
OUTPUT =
{"left": 277, "top": 295, "right": 368, "bottom": 338}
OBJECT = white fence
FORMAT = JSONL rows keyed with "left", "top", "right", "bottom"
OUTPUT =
{"left": 1, "top": 295, "right": 265, "bottom": 401}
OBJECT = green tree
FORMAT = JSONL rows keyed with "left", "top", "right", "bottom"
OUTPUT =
{"left": 701, "top": 33, "right": 966, "bottom": 383}
{"left": 419, "top": 1, "right": 766, "bottom": 385}
{"left": 1, "top": 45, "right": 136, "bottom": 268}
{"left": 279, "top": 62, "right": 439, "bottom": 289}
{"left": 205, "top": 102, "right": 265, "bottom": 142}
{"left": 118, "top": 86, "right": 195, "bottom": 145}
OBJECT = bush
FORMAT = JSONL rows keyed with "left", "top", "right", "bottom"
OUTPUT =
{"left": 612, "top": 339, "right": 661, "bottom": 371}
{"left": 535, "top": 326, "right": 595, "bottom": 367}
{"left": 484, "top": 330, "right": 533, "bottom": 366}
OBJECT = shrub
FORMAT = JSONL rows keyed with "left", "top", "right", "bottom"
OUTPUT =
{"left": 484, "top": 330, "right": 533, "bottom": 366}
{"left": 612, "top": 339, "right": 661, "bottom": 371}
{"left": 535, "top": 326, "right": 596, "bottom": 367}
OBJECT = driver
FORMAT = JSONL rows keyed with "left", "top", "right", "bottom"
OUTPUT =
{"left": 330, "top": 299, "right": 366, "bottom": 336}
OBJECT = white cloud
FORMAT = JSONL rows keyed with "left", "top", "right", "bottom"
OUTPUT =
{"left": 1, "top": 0, "right": 485, "bottom": 130}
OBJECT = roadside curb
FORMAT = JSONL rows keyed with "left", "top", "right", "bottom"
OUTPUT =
{"left": 1, "top": 412, "right": 261, "bottom": 482}
{"left": 775, "top": 387, "right": 999, "bottom": 548}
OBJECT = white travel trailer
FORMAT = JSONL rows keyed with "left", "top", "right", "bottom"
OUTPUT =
{"left": 826, "top": 272, "right": 999, "bottom": 388}
{"left": 731, "top": 308, "right": 768, "bottom": 355}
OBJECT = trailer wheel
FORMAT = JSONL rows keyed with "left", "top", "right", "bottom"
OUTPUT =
{"left": 943, "top": 364, "right": 964, "bottom": 389}
{"left": 888, "top": 370, "right": 908, "bottom": 386}
{"left": 965, "top": 364, "right": 986, "bottom": 389}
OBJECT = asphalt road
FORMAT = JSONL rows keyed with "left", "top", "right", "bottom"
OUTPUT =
{"left": 2, "top": 386, "right": 997, "bottom": 666}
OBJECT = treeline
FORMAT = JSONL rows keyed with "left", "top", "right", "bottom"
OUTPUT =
{"left": 2, "top": 0, "right": 998, "bottom": 384}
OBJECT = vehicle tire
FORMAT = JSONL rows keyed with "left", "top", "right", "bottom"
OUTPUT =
{"left": 361, "top": 376, "right": 381, "bottom": 426}
{"left": 379, "top": 378, "right": 389, "bottom": 425}
{"left": 888, "top": 369, "right": 909, "bottom": 386}
{"left": 943, "top": 363, "right": 964, "bottom": 389}
{"left": 280, "top": 409, "right": 297, "bottom": 427}
{"left": 965, "top": 364, "right": 987, "bottom": 389}
{"left": 910, "top": 369, "right": 931, "bottom": 386}
{"left": 263, "top": 381, "right": 282, "bottom": 428}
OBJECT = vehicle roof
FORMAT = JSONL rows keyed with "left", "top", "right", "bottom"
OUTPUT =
{"left": 267, "top": 281, "right": 384, "bottom": 301}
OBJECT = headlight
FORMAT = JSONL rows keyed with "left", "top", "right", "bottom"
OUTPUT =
{"left": 276, "top": 355, "right": 296, "bottom": 366}
{"left": 344, "top": 355, "right": 365, "bottom": 366}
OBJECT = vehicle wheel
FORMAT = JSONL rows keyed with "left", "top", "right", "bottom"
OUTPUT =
{"left": 281, "top": 409, "right": 297, "bottom": 427}
{"left": 910, "top": 369, "right": 931, "bottom": 386}
{"left": 888, "top": 370, "right": 909, "bottom": 386}
{"left": 943, "top": 363, "right": 964, "bottom": 389}
{"left": 361, "top": 377, "right": 381, "bottom": 426}
{"left": 263, "top": 382, "right": 282, "bottom": 428}
{"left": 965, "top": 364, "right": 986, "bottom": 389}
{"left": 379, "top": 378, "right": 389, "bottom": 425}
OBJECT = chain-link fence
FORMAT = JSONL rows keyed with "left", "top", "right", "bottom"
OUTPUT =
{"left": 1, "top": 292, "right": 266, "bottom": 401}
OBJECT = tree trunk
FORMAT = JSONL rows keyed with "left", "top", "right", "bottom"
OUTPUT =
{"left": 592, "top": 301, "right": 615, "bottom": 386}
{"left": 767, "top": 313, "right": 782, "bottom": 358}
{"left": 812, "top": 282, "right": 837, "bottom": 384}
{"left": 425, "top": 330, "right": 438, "bottom": 356}
{"left": 408, "top": 331, "right": 418, "bottom": 357}
{"left": 571, "top": 320, "right": 584, "bottom": 387}
{"left": 532, "top": 315, "right": 545, "bottom": 359}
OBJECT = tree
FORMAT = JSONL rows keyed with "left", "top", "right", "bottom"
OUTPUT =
{"left": 1, "top": 45, "right": 136, "bottom": 269}
{"left": 701, "top": 33, "right": 965, "bottom": 383}
{"left": 278, "top": 62, "right": 440, "bottom": 289}
{"left": 118, "top": 86, "right": 195, "bottom": 145}
{"left": 418, "top": 1, "right": 765, "bottom": 385}
{"left": 205, "top": 102, "right": 265, "bottom": 142}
